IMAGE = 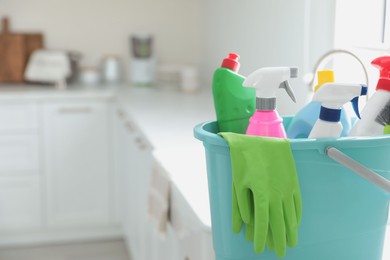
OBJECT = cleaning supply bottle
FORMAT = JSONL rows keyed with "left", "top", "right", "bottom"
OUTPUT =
{"left": 375, "top": 99, "right": 390, "bottom": 134}
{"left": 350, "top": 56, "right": 390, "bottom": 136}
{"left": 243, "top": 67, "right": 297, "bottom": 137}
{"left": 309, "top": 83, "right": 368, "bottom": 138}
{"left": 286, "top": 70, "right": 352, "bottom": 138}
{"left": 212, "top": 53, "right": 256, "bottom": 133}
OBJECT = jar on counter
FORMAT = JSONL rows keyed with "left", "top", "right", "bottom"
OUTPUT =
{"left": 79, "top": 66, "right": 101, "bottom": 87}
{"left": 101, "top": 55, "right": 123, "bottom": 85}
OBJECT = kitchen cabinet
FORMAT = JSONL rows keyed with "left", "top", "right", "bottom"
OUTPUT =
{"left": 113, "top": 87, "right": 216, "bottom": 260}
{"left": 114, "top": 108, "right": 134, "bottom": 244}
{"left": 115, "top": 103, "right": 212, "bottom": 260}
{"left": 115, "top": 107, "right": 154, "bottom": 260}
{"left": 0, "top": 87, "right": 214, "bottom": 259}
{"left": 43, "top": 101, "right": 112, "bottom": 227}
{"left": 0, "top": 176, "right": 41, "bottom": 230}
{"left": 0, "top": 103, "right": 42, "bottom": 231}
{"left": 0, "top": 94, "right": 121, "bottom": 246}
{"left": 132, "top": 133, "right": 154, "bottom": 260}
{"left": 0, "top": 134, "right": 40, "bottom": 175}
{"left": 0, "top": 103, "right": 38, "bottom": 133}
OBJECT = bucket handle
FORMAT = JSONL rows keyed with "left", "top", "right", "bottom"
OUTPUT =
{"left": 325, "top": 147, "right": 390, "bottom": 194}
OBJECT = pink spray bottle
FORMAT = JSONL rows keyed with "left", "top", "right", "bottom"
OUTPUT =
{"left": 243, "top": 67, "right": 298, "bottom": 137}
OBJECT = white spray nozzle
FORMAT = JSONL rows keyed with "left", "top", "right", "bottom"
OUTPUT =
{"left": 243, "top": 67, "right": 297, "bottom": 102}
{"left": 313, "top": 83, "right": 368, "bottom": 118}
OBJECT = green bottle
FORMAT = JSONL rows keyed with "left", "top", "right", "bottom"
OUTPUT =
{"left": 212, "top": 53, "right": 256, "bottom": 133}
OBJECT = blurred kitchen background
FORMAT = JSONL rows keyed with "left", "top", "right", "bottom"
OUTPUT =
{"left": 0, "top": 0, "right": 388, "bottom": 259}
{"left": 0, "top": 0, "right": 336, "bottom": 113}
{"left": 0, "top": 0, "right": 385, "bottom": 110}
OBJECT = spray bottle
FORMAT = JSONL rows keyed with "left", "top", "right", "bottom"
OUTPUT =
{"left": 286, "top": 70, "right": 352, "bottom": 138}
{"left": 349, "top": 56, "right": 390, "bottom": 136}
{"left": 309, "top": 83, "right": 368, "bottom": 138}
{"left": 243, "top": 67, "right": 297, "bottom": 137}
{"left": 212, "top": 53, "right": 256, "bottom": 133}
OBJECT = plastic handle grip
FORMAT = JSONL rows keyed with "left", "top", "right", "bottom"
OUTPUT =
{"left": 325, "top": 146, "right": 390, "bottom": 193}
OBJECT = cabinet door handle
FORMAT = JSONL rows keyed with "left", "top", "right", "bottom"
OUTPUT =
{"left": 116, "top": 109, "right": 125, "bottom": 118}
{"left": 135, "top": 136, "right": 148, "bottom": 151}
{"left": 58, "top": 107, "right": 92, "bottom": 114}
{"left": 125, "top": 121, "right": 136, "bottom": 133}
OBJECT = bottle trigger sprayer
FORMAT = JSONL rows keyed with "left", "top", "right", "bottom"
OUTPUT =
{"left": 350, "top": 56, "right": 390, "bottom": 136}
{"left": 286, "top": 70, "right": 352, "bottom": 138}
{"left": 309, "top": 83, "right": 368, "bottom": 138}
{"left": 243, "top": 67, "right": 298, "bottom": 137}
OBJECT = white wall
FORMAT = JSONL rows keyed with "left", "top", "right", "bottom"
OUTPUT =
{"left": 0, "top": 0, "right": 202, "bottom": 68}
{"left": 200, "top": 0, "right": 336, "bottom": 114}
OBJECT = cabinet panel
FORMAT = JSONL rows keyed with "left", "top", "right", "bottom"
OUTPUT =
{"left": 0, "top": 104, "right": 38, "bottom": 131}
{"left": 43, "top": 101, "right": 111, "bottom": 226}
{"left": 0, "top": 134, "right": 39, "bottom": 174}
{"left": 113, "top": 108, "right": 127, "bottom": 224}
{"left": 0, "top": 176, "right": 41, "bottom": 230}
{"left": 116, "top": 110, "right": 155, "bottom": 260}
{"left": 120, "top": 118, "right": 140, "bottom": 258}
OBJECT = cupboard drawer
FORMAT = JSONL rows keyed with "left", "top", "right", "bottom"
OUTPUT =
{"left": 0, "top": 104, "right": 38, "bottom": 132}
{"left": 0, "top": 176, "right": 42, "bottom": 230}
{"left": 0, "top": 134, "right": 40, "bottom": 174}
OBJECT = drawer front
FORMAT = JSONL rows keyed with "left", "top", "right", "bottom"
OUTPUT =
{"left": 0, "top": 104, "right": 38, "bottom": 131}
{"left": 0, "top": 134, "right": 40, "bottom": 174}
{"left": 0, "top": 176, "right": 42, "bottom": 230}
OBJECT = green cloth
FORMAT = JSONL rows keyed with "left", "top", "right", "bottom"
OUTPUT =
{"left": 220, "top": 132, "right": 302, "bottom": 258}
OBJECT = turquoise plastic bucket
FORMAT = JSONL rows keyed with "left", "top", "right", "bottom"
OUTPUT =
{"left": 194, "top": 119, "right": 390, "bottom": 260}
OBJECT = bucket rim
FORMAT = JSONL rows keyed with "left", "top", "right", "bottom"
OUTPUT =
{"left": 194, "top": 120, "right": 390, "bottom": 151}
{"left": 194, "top": 121, "right": 229, "bottom": 147}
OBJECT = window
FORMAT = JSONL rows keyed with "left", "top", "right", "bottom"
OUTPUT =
{"left": 335, "top": 0, "right": 390, "bottom": 49}
{"left": 333, "top": 0, "right": 390, "bottom": 92}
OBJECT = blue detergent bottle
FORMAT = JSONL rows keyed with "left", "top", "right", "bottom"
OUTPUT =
{"left": 287, "top": 70, "right": 351, "bottom": 138}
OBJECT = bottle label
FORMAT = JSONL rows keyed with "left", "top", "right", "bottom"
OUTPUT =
{"left": 319, "top": 107, "right": 341, "bottom": 122}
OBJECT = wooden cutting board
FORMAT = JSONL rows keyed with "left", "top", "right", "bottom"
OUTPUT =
{"left": 0, "top": 17, "right": 44, "bottom": 83}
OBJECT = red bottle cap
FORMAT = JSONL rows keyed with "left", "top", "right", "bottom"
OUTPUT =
{"left": 221, "top": 53, "right": 240, "bottom": 72}
{"left": 371, "top": 56, "right": 390, "bottom": 92}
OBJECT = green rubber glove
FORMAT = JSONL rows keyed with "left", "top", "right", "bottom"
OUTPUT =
{"left": 220, "top": 132, "right": 302, "bottom": 258}
{"left": 232, "top": 182, "right": 255, "bottom": 242}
